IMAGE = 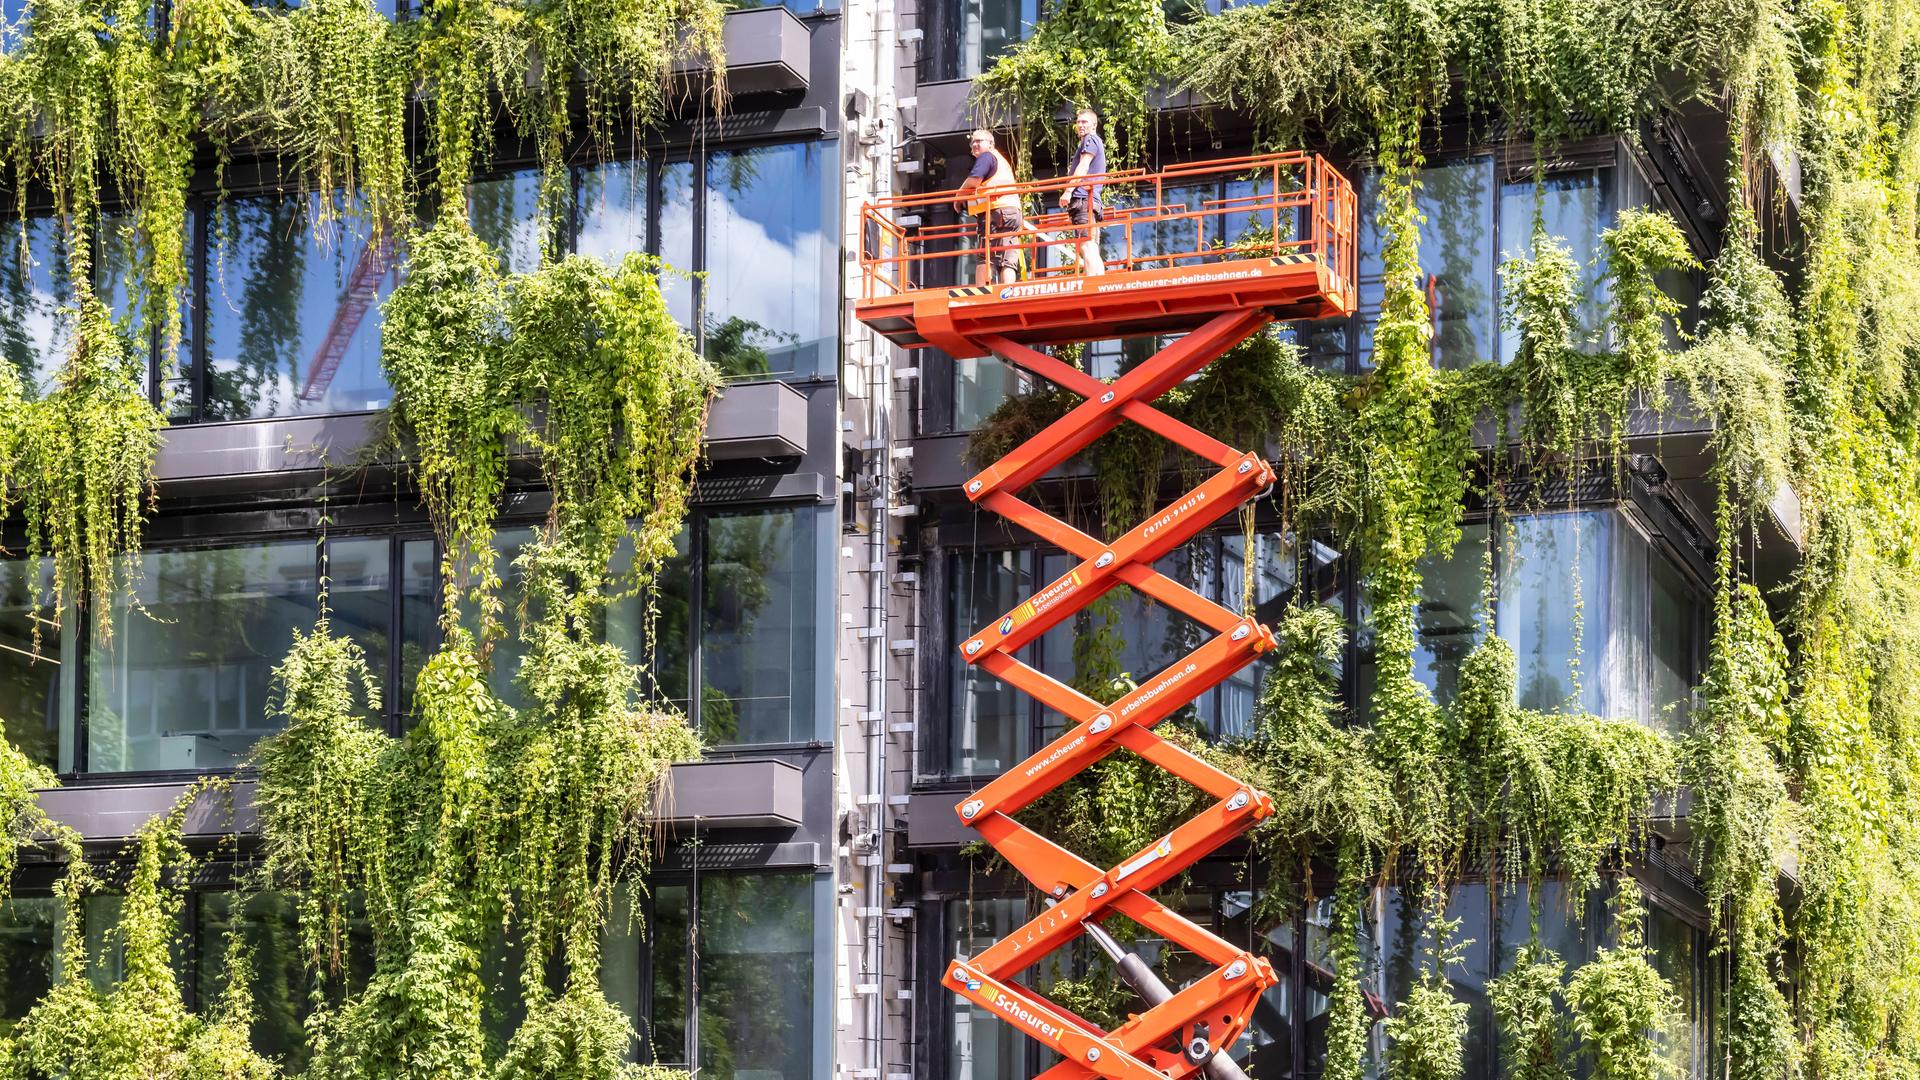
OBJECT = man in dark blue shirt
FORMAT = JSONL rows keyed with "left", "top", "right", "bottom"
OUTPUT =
{"left": 1058, "top": 108, "right": 1107, "bottom": 275}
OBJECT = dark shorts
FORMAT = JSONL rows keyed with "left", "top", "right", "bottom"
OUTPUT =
{"left": 983, "top": 206, "right": 1026, "bottom": 271}
{"left": 1068, "top": 198, "right": 1105, "bottom": 226}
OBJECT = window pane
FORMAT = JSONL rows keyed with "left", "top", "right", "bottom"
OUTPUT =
{"left": 1647, "top": 903, "right": 1706, "bottom": 1080}
{"left": 1649, "top": 552, "right": 1698, "bottom": 734}
{"left": 574, "top": 158, "right": 650, "bottom": 261}
{"left": 600, "top": 887, "right": 646, "bottom": 1064}
{"left": 398, "top": 538, "right": 437, "bottom": 719}
{"left": 1220, "top": 530, "right": 1306, "bottom": 738}
{"left": 923, "top": 0, "right": 1036, "bottom": 80}
{"left": 197, "top": 890, "right": 368, "bottom": 1072}
{"left": 952, "top": 354, "right": 1017, "bottom": 431}
{"left": 88, "top": 541, "right": 320, "bottom": 772}
{"left": 660, "top": 161, "right": 696, "bottom": 330}
{"left": 1414, "top": 523, "right": 1486, "bottom": 706}
{"left": 1219, "top": 891, "right": 1294, "bottom": 1076}
{"left": 946, "top": 898, "right": 1025, "bottom": 1079}
{"left": 701, "top": 508, "right": 819, "bottom": 745}
{"left": 469, "top": 169, "right": 546, "bottom": 275}
{"left": 204, "top": 192, "right": 398, "bottom": 419}
{"left": 948, "top": 550, "right": 1031, "bottom": 776}
{"left": 1498, "top": 170, "right": 1611, "bottom": 363}
{"left": 1495, "top": 878, "right": 1594, "bottom": 972}
{"left": 1355, "top": 158, "right": 1495, "bottom": 371}
{"left": 452, "top": 526, "right": 538, "bottom": 713}
{"left": 0, "top": 559, "right": 69, "bottom": 771}
{"left": 1496, "top": 512, "right": 1610, "bottom": 716}
{"left": 603, "top": 527, "right": 693, "bottom": 715}
{"left": 1367, "top": 884, "right": 1490, "bottom": 1080}
{"left": 326, "top": 537, "right": 391, "bottom": 718}
{"left": 704, "top": 143, "right": 831, "bottom": 380}
{"left": 0, "top": 215, "right": 72, "bottom": 396}
{"left": 649, "top": 883, "right": 690, "bottom": 1065}
{"left": 697, "top": 873, "right": 813, "bottom": 1079}
{"left": 0, "top": 896, "right": 59, "bottom": 1035}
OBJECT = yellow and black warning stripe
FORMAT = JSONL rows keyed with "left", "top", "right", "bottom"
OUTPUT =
{"left": 949, "top": 285, "right": 994, "bottom": 297}
{"left": 1270, "top": 253, "right": 1320, "bottom": 266}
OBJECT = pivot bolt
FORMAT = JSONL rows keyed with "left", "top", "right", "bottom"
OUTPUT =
{"left": 961, "top": 800, "right": 983, "bottom": 820}
{"left": 1224, "top": 960, "right": 1248, "bottom": 980}
{"left": 1237, "top": 460, "right": 1253, "bottom": 474}
{"left": 1094, "top": 551, "right": 1114, "bottom": 569}
{"left": 1227, "top": 790, "right": 1249, "bottom": 812}
{"left": 1099, "top": 392, "right": 1115, "bottom": 404}
{"left": 1230, "top": 625, "right": 1251, "bottom": 642}
{"left": 1086, "top": 1047, "right": 1102, "bottom": 1063}
{"left": 965, "top": 639, "right": 984, "bottom": 655}
{"left": 1090, "top": 714, "right": 1113, "bottom": 733}
{"left": 968, "top": 480, "right": 983, "bottom": 493}
{"left": 1090, "top": 881, "right": 1109, "bottom": 899}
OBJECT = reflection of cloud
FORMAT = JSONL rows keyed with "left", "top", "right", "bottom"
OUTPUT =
{"left": 705, "top": 202, "right": 824, "bottom": 339}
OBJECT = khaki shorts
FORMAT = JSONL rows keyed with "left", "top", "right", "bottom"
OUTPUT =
{"left": 983, "top": 206, "right": 1026, "bottom": 271}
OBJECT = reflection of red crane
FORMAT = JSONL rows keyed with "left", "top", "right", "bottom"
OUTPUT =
{"left": 298, "top": 234, "right": 399, "bottom": 402}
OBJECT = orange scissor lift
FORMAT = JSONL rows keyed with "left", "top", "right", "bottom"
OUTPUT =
{"left": 856, "top": 152, "right": 1358, "bottom": 1078}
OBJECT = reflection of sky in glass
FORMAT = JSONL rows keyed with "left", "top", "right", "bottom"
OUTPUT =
{"left": 660, "top": 160, "right": 696, "bottom": 330}
{"left": 706, "top": 142, "right": 829, "bottom": 378}
{"left": 574, "top": 157, "right": 649, "bottom": 261}
{"left": 0, "top": 215, "right": 72, "bottom": 396}
{"left": 206, "top": 193, "right": 396, "bottom": 419}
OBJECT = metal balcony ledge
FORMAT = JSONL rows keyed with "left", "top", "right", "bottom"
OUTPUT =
{"left": 151, "top": 378, "right": 808, "bottom": 496}
{"left": 31, "top": 758, "right": 805, "bottom": 844}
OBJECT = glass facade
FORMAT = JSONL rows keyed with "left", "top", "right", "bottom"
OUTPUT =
{"left": 202, "top": 193, "right": 398, "bottom": 420}
{"left": 604, "top": 871, "right": 819, "bottom": 1076}
{"left": 0, "top": 140, "right": 834, "bottom": 424}
{"left": 920, "top": 0, "right": 1038, "bottom": 81}
{"left": 88, "top": 541, "right": 321, "bottom": 772}
{"left": 606, "top": 505, "right": 831, "bottom": 746}
{"left": 0, "top": 896, "right": 58, "bottom": 1036}
{"left": 1496, "top": 509, "right": 1701, "bottom": 728}
{"left": 0, "top": 559, "right": 70, "bottom": 772}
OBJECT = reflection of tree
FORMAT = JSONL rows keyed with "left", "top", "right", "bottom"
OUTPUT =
{"left": 1421, "top": 162, "right": 1493, "bottom": 368}
{"left": 695, "top": 874, "right": 811, "bottom": 1078}
{"left": 0, "top": 222, "right": 69, "bottom": 395}
{"left": 0, "top": 898, "right": 58, "bottom": 1034}
{"left": 709, "top": 148, "right": 766, "bottom": 202}
{"left": 703, "top": 315, "right": 794, "bottom": 379}
{"left": 700, "top": 513, "right": 785, "bottom": 744}
{"left": 210, "top": 197, "right": 305, "bottom": 419}
{"left": 0, "top": 565, "right": 59, "bottom": 769}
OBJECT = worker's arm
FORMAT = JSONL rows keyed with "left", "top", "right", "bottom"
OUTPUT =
{"left": 955, "top": 176, "right": 983, "bottom": 213}
{"left": 955, "top": 154, "right": 995, "bottom": 213}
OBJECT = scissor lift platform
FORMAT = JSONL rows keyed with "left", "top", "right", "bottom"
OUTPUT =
{"left": 855, "top": 152, "right": 1357, "bottom": 358}
{"left": 854, "top": 151, "right": 1359, "bottom": 1079}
